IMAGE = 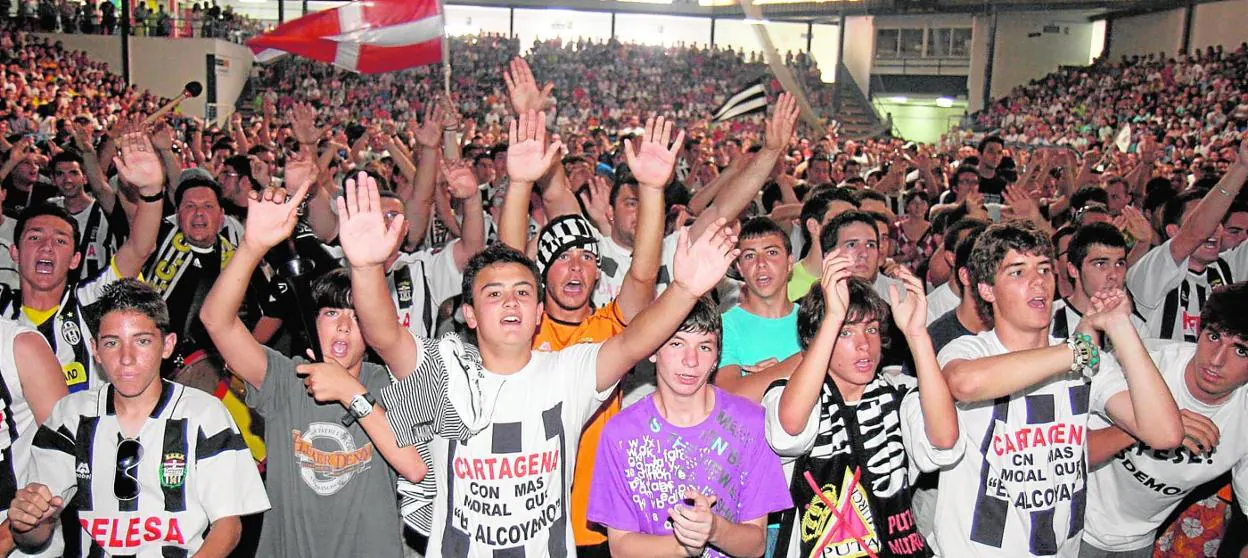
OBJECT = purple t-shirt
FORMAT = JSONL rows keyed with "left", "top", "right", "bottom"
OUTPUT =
{"left": 587, "top": 387, "right": 792, "bottom": 555}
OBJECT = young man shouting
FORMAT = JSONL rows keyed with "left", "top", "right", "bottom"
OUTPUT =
{"left": 935, "top": 221, "right": 1183, "bottom": 556}
{"left": 338, "top": 172, "right": 740, "bottom": 557}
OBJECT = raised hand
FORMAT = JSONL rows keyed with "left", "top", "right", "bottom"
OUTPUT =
{"left": 336, "top": 171, "right": 406, "bottom": 268}
{"left": 765, "top": 92, "right": 799, "bottom": 151}
{"left": 289, "top": 102, "right": 326, "bottom": 146}
{"left": 283, "top": 150, "right": 319, "bottom": 195}
{"left": 1002, "top": 183, "right": 1041, "bottom": 221}
{"left": 69, "top": 121, "right": 93, "bottom": 152}
{"left": 113, "top": 131, "right": 164, "bottom": 195}
{"left": 149, "top": 121, "right": 174, "bottom": 151}
{"left": 1114, "top": 205, "right": 1153, "bottom": 245}
{"left": 624, "top": 115, "right": 684, "bottom": 189}
{"left": 297, "top": 356, "right": 367, "bottom": 406}
{"left": 503, "top": 57, "right": 554, "bottom": 115}
{"left": 820, "top": 250, "right": 854, "bottom": 321}
{"left": 669, "top": 488, "right": 718, "bottom": 556}
{"left": 579, "top": 175, "right": 612, "bottom": 228}
{"left": 887, "top": 267, "right": 928, "bottom": 339}
{"left": 442, "top": 159, "right": 479, "bottom": 200}
{"left": 506, "top": 110, "right": 562, "bottom": 184}
{"left": 672, "top": 218, "right": 740, "bottom": 297}
{"left": 8, "top": 483, "right": 64, "bottom": 534}
{"left": 413, "top": 100, "right": 445, "bottom": 149}
{"left": 242, "top": 182, "right": 311, "bottom": 250}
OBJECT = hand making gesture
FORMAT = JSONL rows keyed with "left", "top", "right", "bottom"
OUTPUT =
{"left": 336, "top": 171, "right": 407, "bottom": 269}
{"left": 624, "top": 115, "right": 685, "bottom": 189}
{"left": 506, "top": 110, "right": 562, "bottom": 184}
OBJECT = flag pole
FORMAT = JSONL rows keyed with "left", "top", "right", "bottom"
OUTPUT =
{"left": 442, "top": 34, "right": 451, "bottom": 98}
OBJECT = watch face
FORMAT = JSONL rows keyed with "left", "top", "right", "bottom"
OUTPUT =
{"left": 351, "top": 396, "right": 371, "bottom": 417}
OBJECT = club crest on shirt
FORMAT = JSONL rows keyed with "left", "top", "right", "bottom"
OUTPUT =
{"left": 61, "top": 320, "right": 81, "bottom": 345}
{"left": 76, "top": 461, "right": 91, "bottom": 480}
{"left": 160, "top": 452, "right": 186, "bottom": 488}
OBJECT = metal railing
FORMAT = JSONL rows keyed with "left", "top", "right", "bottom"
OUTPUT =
{"left": 1, "top": 13, "right": 263, "bottom": 44}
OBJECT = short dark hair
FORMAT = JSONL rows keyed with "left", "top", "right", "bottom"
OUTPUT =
{"left": 854, "top": 189, "right": 889, "bottom": 206}
{"left": 1068, "top": 222, "right": 1127, "bottom": 269}
{"left": 968, "top": 220, "right": 1055, "bottom": 325}
{"left": 1161, "top": 188, "right": 1207, "bottom": 233}
{"left": 944, "top": 217, "right": 989, "bottom": 253}
{"left": 797, "top": 276, "right": 891, "bottom": 350}
{"left": 15, "top": 203, "right": 80, "bottom": 246}
{"left": 461, "top": 243, "right": 543, "bottom": 307}
{"left": 819, "top": 210, "right": 879, "bottom": 253}
{"left": 86, "top": 279, "right": 172, "bottom": 336}
{"left": 977, "top": 135, "right": 1005, "bottom": 153}
{"left": 953, "top": 224, "right": 989, "bottom": 290}
{"left": 50, "top": 150, "right": 84, "bottom": 169}
{"left": 738, "top": 216, "right": 792, "bottom": 255}
{"left": 951, "top": 164, "right": 980, "bottom": 184}
{"left": 1201, "top": 282, "right": 1248, "bottom": 341}
{"left": 1070, "top": 186, "right": 1110, "bottom": 211}
{"left": 798, "top": 188, "right": 858, "bottom": 257}
{"left": 609, "top": 173, "right": 638, "bottom": 207}
{"left": 675, "top": 296, "right": 722, "bottom": 353}
{"left": 311, "top": 268, "right": 354, "bottom": 311}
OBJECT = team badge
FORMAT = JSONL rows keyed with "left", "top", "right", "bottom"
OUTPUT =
{"left": 61, "top": 320, "right": 82, "bottom": 345}
{"left": 160, "top": 452, "right": 186, "bottom": 488}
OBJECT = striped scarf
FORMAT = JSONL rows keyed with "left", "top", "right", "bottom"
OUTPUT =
{"left": 146, "top": 231, "right": 235, "bottom": 297}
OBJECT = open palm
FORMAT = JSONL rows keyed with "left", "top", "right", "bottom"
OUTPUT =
{"left": 625, "top": 116, "right": 684, "bottom": 188}
{"left": 504, "top": 57, "right": 554, "bottom": 115}
{"left": 673, "top": 218, "right": 739, "bottom": 297}
{"left": 507, "top": 110, "right": 561, "bottom": 184}
{"left": 336, "top": 172, "right": 405, "bottom": 268}
{"left": 113, "top": 132, "right": 164, "bottom": 194}
{"left": 243, "top": 183, "right": 311, "bottom": 250}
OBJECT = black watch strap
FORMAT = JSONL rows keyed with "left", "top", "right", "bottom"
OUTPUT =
{"left": 138, "top": 191, "right": 165, "bottom": 203}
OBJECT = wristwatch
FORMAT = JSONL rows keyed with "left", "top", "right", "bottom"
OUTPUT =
{"left": 347, "top": 392, "right": 377, "bottom": 419}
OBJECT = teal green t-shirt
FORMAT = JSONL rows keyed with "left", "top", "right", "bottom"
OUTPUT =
{"left": 719, "top": 304, "right": 801, "bottom": 372}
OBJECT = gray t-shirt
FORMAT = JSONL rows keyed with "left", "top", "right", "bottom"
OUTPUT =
{"left": 246, "top": 348, "right": 402, "bottom": 557}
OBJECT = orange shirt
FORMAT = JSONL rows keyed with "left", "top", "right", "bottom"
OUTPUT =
{"left": 533, "top": 301, "right": 626, "bottom": 547}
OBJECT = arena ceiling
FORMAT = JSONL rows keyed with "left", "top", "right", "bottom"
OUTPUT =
{"left": 457, "top": 0, "right": 1183, "bottom": 22}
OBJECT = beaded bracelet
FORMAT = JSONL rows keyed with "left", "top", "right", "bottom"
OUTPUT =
{"left": 1067, "top": 333, "right": 1101, "bottom": 379}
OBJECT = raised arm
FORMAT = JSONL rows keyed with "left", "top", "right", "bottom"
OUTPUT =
{"left": 616, "top": 116, "right": 683, "bottom": 321}
{"left": 595, "top": 219, "right": 739, "bottom": 392}
{"left": 501, "top": 110, "right": 562, "bottom": 252}
{"left": 70, "top": 122, "right": 117, "bottom": 215}
{"left": 690, "top": 93, "right": 798, "bottom": 241}
{"left": 1087, "top": 289, "right": 1183, "bottom": 450}
{"left": 444, "top": 159, "right": 487, "bottom": 269}
{"left": 110, "top": 131, "right": 167, "bottom": 277}
{"left": 403, "top": 102, "right": 444, "bottom": 250}
{"left": 888, "top": 269, "right": 959, "bottom": 449}
{"left": 337, "top": 173, "right": 422, "bottom": 376}
{"left": 778, "top": 253, "right": 851, "bottom": 435}
{"left": 941, "top": 343, "right": 1074, "bottom": 403}
{"left": 199, "top": 179, "right": 311, "bottom": 390}
{"left": 1167, "top": 138, "right": 1248, "bottom": 264}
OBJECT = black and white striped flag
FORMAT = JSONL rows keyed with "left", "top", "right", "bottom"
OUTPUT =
{"left": 712, "top": 78, "right": 769, "bottom": 122}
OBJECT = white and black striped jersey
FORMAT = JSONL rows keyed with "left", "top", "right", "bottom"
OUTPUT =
{"left": 387, "top": 242, "right": 463, "bottom": 341}
{"left": 28, "top": 380, "right": 270, "bottom": 557}
{"left": 54, "top": 199, "right": 127, "bottom": 284}
{"left": 0, "top": 262, "right": 123, "bottom": 395}
{"left": 1127, "top": 240, "right": 1248, "bottom": 342}
{"left": 0, "top": 219, "right": 18, "bottom": 290}
{"left": 1049, "top": 298, "right": 1148, "bottom": 343}
{"left": 0, "top": 319, "right": 44, "bottom": 524}
{"left": 933, "top": 331, "right": 1130, "bottom": 557}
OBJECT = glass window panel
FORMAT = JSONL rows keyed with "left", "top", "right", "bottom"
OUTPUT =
{"left": 900, "top": 28, "right": 924, "bottom": 58}
{"left": 951, "top": 28, "right": 972, "bottom": 57}
{"left": 876, "top": 28, "right": 900, "bottom": 58}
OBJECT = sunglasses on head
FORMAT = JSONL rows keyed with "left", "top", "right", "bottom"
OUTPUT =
{"left": 115, "top": 436, "right": 143, "bottom": 502}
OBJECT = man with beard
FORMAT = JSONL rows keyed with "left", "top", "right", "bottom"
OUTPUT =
{"left": 141, "top": 169, "right": 281, "bottom": 377}
{"left": 0, "top": 131, "right": 164, "bottom": 394}
{"left": 1, "top": 138, "right": 56, "bottom": 218}
{"left": 499, "top": 112, "right": 679, "bottom": 558}
{"left": 1127, "top": 140, "right": 1248, "bottom": 342}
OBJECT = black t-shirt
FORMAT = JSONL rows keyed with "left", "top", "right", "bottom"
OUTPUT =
{"left": 3, "top": 177, "right": 57, "bottom": 217}
{"left": 978, "top": 173, "right": 1008, "bottom": 204}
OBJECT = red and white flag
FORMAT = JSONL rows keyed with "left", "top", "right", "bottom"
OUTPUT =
{"left": 247, "top": 0, "right": 444, "bottom": 74}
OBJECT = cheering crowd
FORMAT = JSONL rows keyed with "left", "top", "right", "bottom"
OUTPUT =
{"left": 0, "top": 21, "right": 1245, "bottom": 558}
